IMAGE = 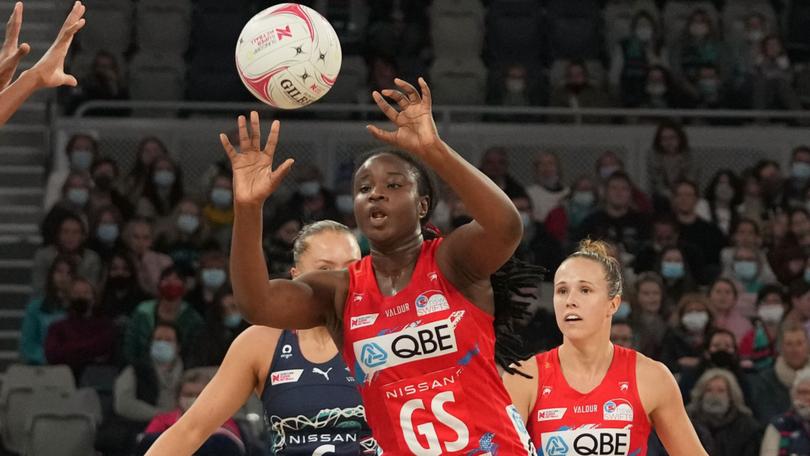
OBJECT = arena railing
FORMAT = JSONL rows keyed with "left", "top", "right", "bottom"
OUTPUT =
{"left": 56, "top": 102, "right": 808, "bottom": 201}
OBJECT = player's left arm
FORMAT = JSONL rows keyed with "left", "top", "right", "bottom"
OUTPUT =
{"left": 637, "top": 355, "right": 708, "bottom": 456}
{"left": 366, "top": 78, "right": 522, "bottom": 314}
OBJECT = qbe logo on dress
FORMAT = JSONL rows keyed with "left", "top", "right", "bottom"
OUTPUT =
{"left": 415, "top": 290, "right": 450, "bottom": 316}
{"left": 353, "top": 319, "right": 458, "bottom": 375}
{"left": 541, "top": 428, "right": 631, "bottom": 456}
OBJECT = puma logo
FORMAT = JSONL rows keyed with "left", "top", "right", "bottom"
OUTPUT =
{"left": 312, "top": 367, "right": 333, "bottom": 381}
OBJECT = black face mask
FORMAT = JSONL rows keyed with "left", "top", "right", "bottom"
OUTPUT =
{"left": 70, "top": 299, "right": 91, "bottom": 316}
{"left": 94, "top": 175, "right": 114, "bottom": 191}
{"left": 107, "top": 276, "right": 131, "bottom": 291}
{"left": 709, "top": 350, "right": 739, "bottom": 370}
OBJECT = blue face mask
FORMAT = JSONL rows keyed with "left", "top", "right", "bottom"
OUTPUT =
{"left": 67, "top": 188, "right": 89, "bottom": 206}
{"left": 70, "top": 149, "right": 94, "bottom": 171}
{"left": 734, "top": 260, "right": 758, "bottom": 281}
{"left": 614, "top": 301, "right": 631, "bottom": 320}
{"left": 224, "top": 313, "right": 243, "bottom": 329}
{"left": 792, "top": 162, "right": 810, "bottom": 180}
{"left": 201, "top": 268, "right": 227, "bottom": 289}
{"left": 96, "top": 223, "right": 119, "bottom": 243}
{"left": 176, "top": 214, "right": 199, "bottom": 234}
{"left": 153, "top": 170, "right": 175, "bottom": 187}
{"left": 210, "top": 188, "right": 232, "bottom": 208}
{"left": 661, "top": 261, "right": 685, "bottom": 279}
{"left": 150, "top": 340, "right": 176, "bottom": 364}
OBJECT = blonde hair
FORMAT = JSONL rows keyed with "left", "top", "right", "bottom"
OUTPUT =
{"left": 567, "top": 239, "right": 623, "bottom": 298}
{"left": 688, "top": 368, "right": 752, "bottom": 416}
{"left": 292, "top": 220, "right": 354, "bottom": 264}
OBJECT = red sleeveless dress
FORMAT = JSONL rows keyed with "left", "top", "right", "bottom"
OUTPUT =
{"left": 342, "top": 239, "right": 536, "bottom": 455}
{"left": 529, "top": 346, "right": 651, "bottom": 456}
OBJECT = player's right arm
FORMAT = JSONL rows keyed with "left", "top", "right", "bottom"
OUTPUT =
{"left": 144, "top": 326, "right": 281, "bottom": 455}
{"left": 222, "top": 112, "right": 343, "bottom": 328}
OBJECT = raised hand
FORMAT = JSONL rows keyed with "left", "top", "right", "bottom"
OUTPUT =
{"left": 367, "top": 77, "right": 442, "bottom": 157}
{"left": 28, "top": 1, "right": 85, "bottom": 89}
{"left": 220, "top": 111, "right": 294, "bottom": 206}
{"left": 0, "top": 2, "right": 31, "bottom": 90}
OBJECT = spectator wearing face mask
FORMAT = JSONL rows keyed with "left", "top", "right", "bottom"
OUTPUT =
{"left": 102, "top": 323, "right": 185, "bottom": 456}
{"left": 635, "top": 215, "right": 706, "bottom": 283}
{"left": 549, "top": 60, "right": 613, "bottom": 122}
{"left": 748, "top": 322, "right": 809, "bottom": 426}
{"left": 752, "top": 35, "right": 802, "bottom": 112}
{"left": 661, "top": 293, "right": 715, "bottom": 374}
{"left": 87, "top": 205, "right": 125, "bottom": 262}
{"left": 123, "top": 218, "right": 173, "bottom": 296}
{"left": 154, "top": 199, "right": 212, "bottom": 277}
{"left": 100, "top": 252, "right": 149, "bottom": 325}
{"left": 185, "top": 249, "right": 229, "bottom": 316}
{"left": 725, "top": 246, "right": 771, "bottom": 299}
{"left": 32, "top": 214, "right": 102, "bottom": 296}
{"left": 689, "top": 64, "right": 728, "bottom": 109}
{"left": 282, "top": 164, "right": 339, "bottom": 225}
{"left": 44, "top": 277, "right": 116, "bottom": 379}
{"left": 136, "top": 369, "right": 244, "bottom": 455}
{"left": 609, "top": 11, "right": 669, "bottom": 107}
{"left": 137, "top": 157, "right": 185, "bottom": 225}
{"left": 496, "top": 63, "right": 536, "bottom": 108}
{"left": 680, "top": 328, "right": 753, "bottom": 405}
{"left": 203, "top": 173, "right": 236, "bottom": 250}
{"left": 656, "top": 245, "right": 699, "bottom": 310}
{"left": 670, "top": 9, "right": 730, "bottom": 106}
{"left": 760, "top": 368, "right": 810, "bottom": 455}
{"left": 188, "top": 286, "right": 247, "bottom": 368}
{"left": 123, "top": 266, "right": 203, "bottom": 365}
{"left": 639, "top": 65, "right": 679, "bottom": 109}
{"left": 785, "top": 146, "right": 810, "bottom": 207}
{"left": 686, "top": 368, "right": 762, "bottom": 456}
{"left": 40, "top": 171, "right": 92, "bottom": 246}
{"left": 509, "top": 196, "right": 564, "bottom": 277}
{"left": 525, "top": 151, "right": 568, "bottom": 223}
{"left": 720, "top": 218, "right": 777, "bottom": 282}
{"left": 43, "top": 133, "right": 99, "bottom": 212}
{"left": 739, "top": 284, "right": 788, "bottom": 371}
{"left": 545, "top": 175, "right": 599, "bottom": 246}
{"left": 88, "top": 157, "right": 134, "bottom": 221}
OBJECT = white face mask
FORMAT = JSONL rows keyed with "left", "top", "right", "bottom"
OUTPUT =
{"left": 757, "top": 304, "right": 784, "bottom": 324}
{"left": 681, "top": 310, "right": 709, "bottom": 332}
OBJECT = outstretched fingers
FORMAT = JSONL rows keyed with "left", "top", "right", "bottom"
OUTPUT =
{"left": 237, "top": 115, "right": 250, "bottom": 151}
{"left": 372, "top": 91, "right": 399, "bottom": 123}
{"left": 381, "top": 89, "right": 409, "bottom": 110}
{"left": 250, "top": 111, "right": 261, "bottom": 151}
{"left": 394, "top": 78, "right": 421, "bottom": 104}
{"left": 4, "top": 3, "right": 22, "bottom": 52}
{"left": 417, "top": 77, "right": 432, "bottom": 108}
{"left": 219, "top": 133, "right": 238, "bottom": 161}
{"left": 263, "top": 119, "right": 281, "bottom": 160}
{"left": 366, "top": 124, "right": 397, "bottom": 145}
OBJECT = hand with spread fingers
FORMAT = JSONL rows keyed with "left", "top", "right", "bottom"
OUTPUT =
{"left": 220, "top": 111, "right": 294, "bottom": 206}
{"left": 367, "top": 77, "right": 442, "bottom": 158}
{"left": 27, "top": 0, "right": 85, "bottom": 89}
{"left": 0, "top": 2, "right": 31, "bottom": 91}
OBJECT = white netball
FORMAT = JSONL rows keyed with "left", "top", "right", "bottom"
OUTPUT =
{"left": 235, "top": 3, "right": 342, "bottom": 109}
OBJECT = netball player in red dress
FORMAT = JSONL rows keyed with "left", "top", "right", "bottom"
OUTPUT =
{"left": 221, "top": 78, "right": 535, "bottom": 455}
{"left": 503, "top": 240, "right": 707, "bottom": 456}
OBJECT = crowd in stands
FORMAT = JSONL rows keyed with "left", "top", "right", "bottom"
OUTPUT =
{"left": 59, "top": 0, "right": 810, "bottom": 116}
{"left": 15, "top": 116, "right": 810, "bottom": 454}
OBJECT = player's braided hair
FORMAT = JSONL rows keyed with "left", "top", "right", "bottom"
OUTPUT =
{"left": 356, "top": 149, "right": 546, "bottom": 376}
